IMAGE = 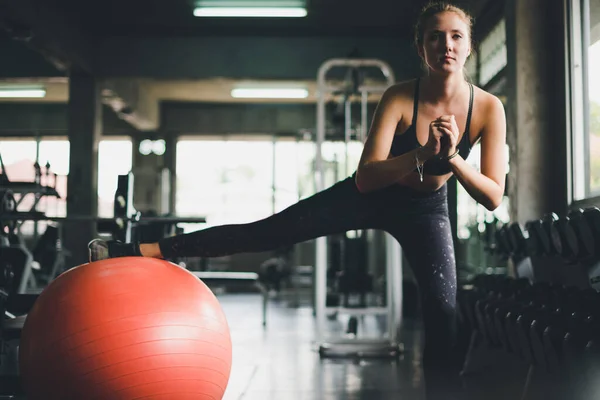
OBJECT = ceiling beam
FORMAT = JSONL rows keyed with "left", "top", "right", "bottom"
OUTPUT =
{"left": 0, "top": 0, "right": 159, "bottom": 132}
{"left": 0, "top": 103, "right": 134, "bottom": 136}
{"left": 0, "top": 36, "right": 64, "bottom": 78}
{"left": 0, "top": 101, "right": 378, "bottom": 138}
{"left": 95, "top": 36, "right": 421, "bottom": 80}
{"left": 0, "top": 0, "right": 93, "bottom": 73}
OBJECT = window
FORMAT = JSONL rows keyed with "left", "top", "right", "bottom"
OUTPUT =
{"left": 0, "top": 138, "right": 133, "bottom": 219}
{"left": 0, "top": 138, "right": 70, "bottom": 236}
{"left": 97, "top": 139, "right": 133, "bottom": 217}
{"left": 0, "top": 138, "right": 69, "bottom": 216}
{"left": 570, "top": 0, "right": 600, "bottom": 200}
{"left": 175, "top": 137, "right": 362, "bottom": 233}
{"left": 176, "top": 138, "right": 277, "bottom": 231}
{"left": 478, "top": 19, "right": 507, "bottom": 87}
{"left": 37, "top": 140, "right": 70, "bottom": 218}
{"left": 321, "top": 140, "right": 363, "bottom": 188}
{"left": 274, "top": 139, "right": 314, "bottom": 211}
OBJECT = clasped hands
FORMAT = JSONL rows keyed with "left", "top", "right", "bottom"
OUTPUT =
{"left": 423, "top": 115, "right": 460, "bottom": 160}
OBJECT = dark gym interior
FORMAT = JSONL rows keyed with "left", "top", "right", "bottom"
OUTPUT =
{"left": 1, "top": 0, "right": 600, "bottom": 399}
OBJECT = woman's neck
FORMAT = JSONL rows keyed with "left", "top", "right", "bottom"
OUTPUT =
{"left": 422, "top": 73, "right": 467, "bottom": 104}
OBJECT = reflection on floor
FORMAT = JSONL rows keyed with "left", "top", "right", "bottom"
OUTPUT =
{"left": 221, "top": 293, "right": 425, "bottom": 400}
{"left": 220, "top": 293, "right": 551, "bottom": 400}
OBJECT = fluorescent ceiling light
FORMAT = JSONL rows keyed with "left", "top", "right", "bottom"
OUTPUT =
{"left": 0, "top": 86, "right": 46, "bottom": 98}
{"left": 194, "top": 7, "right": 306, "bottom": 17}
{"left": 231, "top": 88, "right": 309, "bottom": 99}
{"left": 194, "top": 0, "right": 306, "bottom": 17}
{"left": 197, "top": 0, "right": 305, "bottom": 5}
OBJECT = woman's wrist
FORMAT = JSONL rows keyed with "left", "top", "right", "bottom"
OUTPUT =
{"left": 447, "top": 149, "right": 462, "bottom": 168}
{"left": 417, "top": 145, "right": 437, "bottom": 161}
{"left": 444, "top": 148, "right": 460, "bottom": 160}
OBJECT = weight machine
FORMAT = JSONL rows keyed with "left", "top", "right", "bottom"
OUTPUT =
{"left": 314, "top": 58, "right": 403, "bottom": 358}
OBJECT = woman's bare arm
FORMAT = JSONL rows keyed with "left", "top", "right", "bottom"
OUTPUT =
{"left": 355, "top": 84, "right": 436, "bottom": 193}
{"left": 448, "top": 95, "right": 507, "bottom": 210}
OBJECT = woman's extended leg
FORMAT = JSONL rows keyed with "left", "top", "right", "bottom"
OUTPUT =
{"left": 91, "top": 176, "right": 381, "bottom": 261}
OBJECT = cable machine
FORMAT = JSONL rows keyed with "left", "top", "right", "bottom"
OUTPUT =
{"left": 314, "top": 58, "right": 403, "bottom": 358}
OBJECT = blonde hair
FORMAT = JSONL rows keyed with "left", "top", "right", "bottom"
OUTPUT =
{"left": 414, "top": 2, "right": 474, "bottom": 50}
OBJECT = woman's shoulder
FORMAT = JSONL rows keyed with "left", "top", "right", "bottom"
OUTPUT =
{"left": 386, "top": 78, "right": 418, "bottom": 94}
{"left": 469, "top": 84, "right": 506, "bottom": 136}
{"left": 380, "top": 78, "right": 419, "bottom": 105}
{"left": 470, "top": 83, "right": 505, "bottom": 112}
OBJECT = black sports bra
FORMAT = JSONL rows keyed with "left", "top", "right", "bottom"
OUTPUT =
{"left": 389, "top": 78, "right": 476, "bottom": 176}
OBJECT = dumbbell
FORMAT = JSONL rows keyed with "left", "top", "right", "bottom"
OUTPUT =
{"left": 526, "top": 219, "right": 553, "bottom": 256}
{"left": 476, "top": 277, "right": 524, "bottom": 347}
{"left": 492, "top": 291, "right": 532, "bottom": 353}
{"left": 495, "top": 225, "right": 513, "bottom": 258}
{"left": 542, "top": 212, "right": 560, "bottom": 256}
{"left": 564, "top": 314, "right": 600, "bottom": 381}
{"left": 544, "top": 290, "right": 600, "bottom": 376}
{"left": 583, "top": 207, "right": 600, "bottom": 259}
{"left": 568, "top": 208, "right": 595, "bottom": 261}
{"left": 506, "top": 222, "right": 528, "bottom": 258}
{"left": 549, "top": 213, "right": 580, "bottom": 262}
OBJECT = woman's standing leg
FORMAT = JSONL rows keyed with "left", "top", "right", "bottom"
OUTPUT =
{"left": 387, "top": 205, "right": 462, "bottom": 400}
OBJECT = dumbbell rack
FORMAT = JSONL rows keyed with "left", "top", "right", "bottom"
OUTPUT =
{"left": 313, "top": 58, "right": 403, "bottom": 358}
{"left": 463, "top": 207, "right": 600, "bottom": 398}
{"left": 496, "top": 207, "right": 600, "bottom": 288}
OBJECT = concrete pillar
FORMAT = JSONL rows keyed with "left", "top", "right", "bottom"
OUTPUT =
{"left": 165, "top": 135, "right": 177, "bottom": 215}
{"left": 64, "top": 70, "right": 101, "bottom": 266}
{"left": 505, "top": 0, "right": 569, "bottom": 223}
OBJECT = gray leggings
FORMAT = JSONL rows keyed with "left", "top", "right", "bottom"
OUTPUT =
{"left": 159, "top": 175, "right": 459, "bottom": 396}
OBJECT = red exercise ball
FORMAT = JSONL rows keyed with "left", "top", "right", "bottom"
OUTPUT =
{"left": 19, "top": 257, "right": 232, "bottom": 400}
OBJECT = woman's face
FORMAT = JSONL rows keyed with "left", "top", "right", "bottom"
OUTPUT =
{"left": 420, "top": 11, "right": 471, "bottom": 75}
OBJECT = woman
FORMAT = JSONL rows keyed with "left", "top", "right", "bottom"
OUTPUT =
{"left": 90, "top": 2, "right": 506, "bottom": 398}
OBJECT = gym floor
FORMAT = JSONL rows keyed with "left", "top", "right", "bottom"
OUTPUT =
{"left": 217, "top": 293, "right": 530, "bottom": 400}
{"left": 221, "top": 293, "right": 425, "bottom": 400}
